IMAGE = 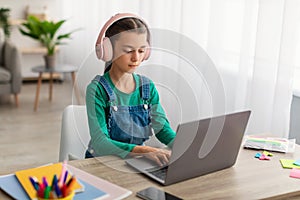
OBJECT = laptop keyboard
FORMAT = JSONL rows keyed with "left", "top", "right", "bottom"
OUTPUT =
{"left": 146, "top": 166, "right": 168, "bottom": 180}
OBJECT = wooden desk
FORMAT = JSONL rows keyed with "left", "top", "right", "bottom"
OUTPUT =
{"left": 1, "top": 146, "right": 300, "bottom": 199}
{"left": 69, "top": 146, "right": 300, "bottom": 199}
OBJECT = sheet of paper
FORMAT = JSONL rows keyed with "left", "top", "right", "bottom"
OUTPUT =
{"left": 67, "top": 164, "right": 132, "bottom": 200}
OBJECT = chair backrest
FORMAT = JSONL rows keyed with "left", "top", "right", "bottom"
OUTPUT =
{"left": 59, "top": 105, "right": 90, "bottom": 161}
{"left": 290, "top": 94, "right": 300, "bottom": 144}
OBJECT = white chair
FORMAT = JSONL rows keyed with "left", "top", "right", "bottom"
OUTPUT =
{"left": 59, "top": 105, "right": 90, "bottom": 161}
{"left": 290, "top": 93, "right": 300, "bottom": 144}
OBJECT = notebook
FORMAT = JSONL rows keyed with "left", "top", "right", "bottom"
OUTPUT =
{"left": 0, "top": 174, "right": 29, "bottom": 200}
{"left": 126, "top": 110, "right": 251, "bottom": 185}
{"left": 73, "top": 179, "right": 108, "bottom": 200}
{"left": 15, "top": 162, "right": 84, "bottom": 200}
{"left": 0, "top": 174, "right": 108, "bottom": 200}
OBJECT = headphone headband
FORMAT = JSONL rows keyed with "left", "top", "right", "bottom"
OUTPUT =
{"left": 95, "top": 13, "right": 151, "bottom": 62}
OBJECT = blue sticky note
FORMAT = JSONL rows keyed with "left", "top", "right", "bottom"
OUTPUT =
{"left": 255, "top": 153, "right": 261, "bottom": 158}
{"left": 293, "top": 159, "right": 300, "bottom": 166}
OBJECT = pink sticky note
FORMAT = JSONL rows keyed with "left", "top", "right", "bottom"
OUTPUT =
{"left": 290, "top": 168, "right": 300, "bottom": 179}
{"left": 259, "top": 154, "right": 270, "bottom": 160}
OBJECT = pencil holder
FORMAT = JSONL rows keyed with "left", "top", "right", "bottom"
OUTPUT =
{"left": 37, "top": 191, "right": 74, "bottom": 200}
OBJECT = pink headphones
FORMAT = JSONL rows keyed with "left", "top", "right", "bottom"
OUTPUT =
{"left": 95, "top": 13, "right": 151, "bottom": 62}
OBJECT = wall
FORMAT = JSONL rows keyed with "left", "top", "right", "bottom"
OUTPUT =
{"left": 0, "top": 0, "right": 63, "bottom": 78}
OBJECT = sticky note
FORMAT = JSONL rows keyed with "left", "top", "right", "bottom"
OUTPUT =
{"left": 262, "top": 151, "right": 273, "bottom": 157}
{"left": 293, "top": 159, "right": 300, "bottom": 166}
{"left": 290, "top": 168, "right": 300, "bottom": 179}
{"left": 255, "top": 153, "right": 261, "bottom": 158}
{"left": 259, "top": 154, "right": 270, "bottom": 160}
{"left": 280, "top": 159, "right": 300, "bottom": 169}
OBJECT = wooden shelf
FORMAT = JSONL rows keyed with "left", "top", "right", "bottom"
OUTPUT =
{"left": 20, "top": 47, "right": 59, "bottom": 54}
{"left": 21, "top": 47, "right": 47, "bottom": 54}
{"left": 9, "top": 18, "right": 25, "bottom": 26}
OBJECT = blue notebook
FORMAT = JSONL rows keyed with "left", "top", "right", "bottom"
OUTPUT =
{"left": 0, "top": 174, "right": 29, "bottom": 200}
{"left": 0, "top": 174, "right": 108, "bottom": 200}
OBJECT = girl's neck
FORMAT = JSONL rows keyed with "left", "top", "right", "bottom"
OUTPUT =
{"left": 109, "top": 67, "right": 135, "bottom": 94}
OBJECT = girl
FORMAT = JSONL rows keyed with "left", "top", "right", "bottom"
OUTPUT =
{"left": 85, "top": 13, "right": 175, "bottom": 166}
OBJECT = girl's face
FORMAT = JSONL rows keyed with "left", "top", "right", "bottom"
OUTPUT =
{"left": 111, "top": 31, "right": 148, "bottom": 74}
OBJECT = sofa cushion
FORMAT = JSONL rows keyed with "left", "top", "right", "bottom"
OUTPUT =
{"left": 0, "top": 66, "right": 11, "bottom": 83}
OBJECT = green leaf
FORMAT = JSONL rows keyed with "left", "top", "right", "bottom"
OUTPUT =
{"left": 19, "top": 15, "right": 80, "bottom": 55}
{"left": 57, "top": 32, "right": 72, "bottom": 40}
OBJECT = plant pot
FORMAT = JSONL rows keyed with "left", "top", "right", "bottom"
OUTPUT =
{"left": 44, "top": 55, "right": 56, "bottom": 69}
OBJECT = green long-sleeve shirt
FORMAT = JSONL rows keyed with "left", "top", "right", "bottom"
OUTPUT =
{"left": 86, "top": 72, "right": 176, "bottom": 158}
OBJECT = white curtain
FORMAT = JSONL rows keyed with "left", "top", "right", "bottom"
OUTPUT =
{"left": 60, "top": 0, "right": 300, "bottom": 138}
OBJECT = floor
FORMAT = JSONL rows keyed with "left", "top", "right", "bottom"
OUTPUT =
{"left": 0, "top": 80, "right": 77, "bottom": 175}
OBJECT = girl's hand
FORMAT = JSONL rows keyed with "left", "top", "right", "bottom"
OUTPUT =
{"left": 131, "top": 146, "right": 171, "bottom": 167}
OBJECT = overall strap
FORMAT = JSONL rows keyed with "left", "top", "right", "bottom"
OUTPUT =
{"left": 93, "top": 75, "right": 116, "bottom": 102}
{"left": 139, "top": 75, "right": 150, "bottom": 101}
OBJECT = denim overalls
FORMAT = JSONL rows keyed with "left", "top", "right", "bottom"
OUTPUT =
{"left": 86, "top": 74, "right": 152, "bottom": 158}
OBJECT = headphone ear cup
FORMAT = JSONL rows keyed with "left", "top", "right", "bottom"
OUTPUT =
{"left": 143, "top": 46, "right": 151, "bottom": 61}
{"left": 95, "top": 44, "right": 102, "bottom": 60}
{"left": 102, "top": 37, "right": 113, "bottom": 62}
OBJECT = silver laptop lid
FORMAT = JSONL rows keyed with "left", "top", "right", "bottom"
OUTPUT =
{"left": 164, "top": 110, "right": 251, "bottom": 185}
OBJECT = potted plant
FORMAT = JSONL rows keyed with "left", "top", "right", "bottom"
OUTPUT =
{"left": 19, "top": 15, "right": 77, "bottom": 68}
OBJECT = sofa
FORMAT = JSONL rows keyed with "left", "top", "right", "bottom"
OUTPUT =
{"left": 0, "top": 28, "right": 22, "bottom": 106}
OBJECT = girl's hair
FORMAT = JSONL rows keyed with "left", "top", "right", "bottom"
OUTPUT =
{"left": 104, "top": 17, "right": 150, "bottom": 73}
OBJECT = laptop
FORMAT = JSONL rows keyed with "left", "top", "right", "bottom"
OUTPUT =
{"left": 125, "top": 110, "right": 251, "bottom": 185}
